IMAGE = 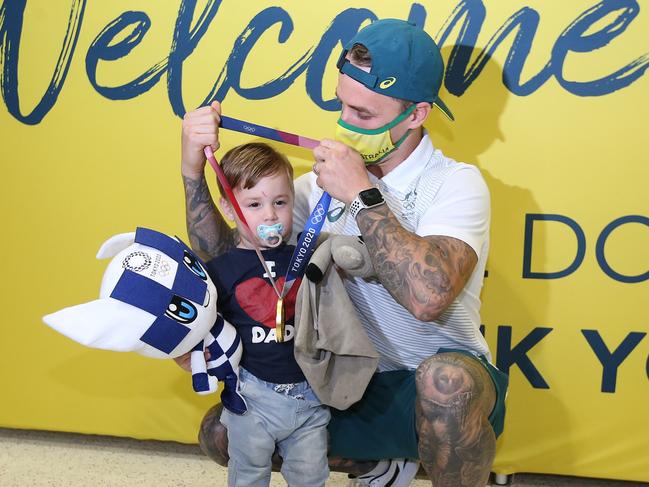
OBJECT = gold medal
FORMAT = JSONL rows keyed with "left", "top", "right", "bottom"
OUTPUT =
{"left": 275, "top": 297, "right": 285, "bottom": 342}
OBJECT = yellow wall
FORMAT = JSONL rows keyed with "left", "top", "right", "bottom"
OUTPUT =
{"left": 1, "top": 1, "right": 647, "bottom": 482}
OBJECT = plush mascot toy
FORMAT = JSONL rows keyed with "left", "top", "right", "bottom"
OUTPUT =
{"left": 43, "top": 227, "right": 247, "bottom": 415}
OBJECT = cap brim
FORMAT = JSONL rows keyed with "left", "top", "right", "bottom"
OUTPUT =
{"left": 434, "top": 97, "right": 454, "bottom": 121}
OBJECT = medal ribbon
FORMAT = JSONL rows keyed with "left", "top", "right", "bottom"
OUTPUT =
{"left": 220, "top": 116, "right": 320, "bottom": 150}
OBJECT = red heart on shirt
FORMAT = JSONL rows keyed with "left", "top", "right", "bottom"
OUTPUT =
{"left": 235, "top": 276, "right": 301, "bottom": 329}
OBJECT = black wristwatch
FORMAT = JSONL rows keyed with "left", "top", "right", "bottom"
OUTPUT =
{"left": 348, "top": 188, "right": 385, "bottom": 220}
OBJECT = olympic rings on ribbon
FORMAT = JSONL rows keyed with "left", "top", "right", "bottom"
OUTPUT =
{"left": 311, "top": 203, "right": 326, "bottom": 224}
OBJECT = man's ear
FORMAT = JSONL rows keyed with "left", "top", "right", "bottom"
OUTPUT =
{"left": 219, "top": 197, "right": 236, "bottom": 222}
{"left": 408, "top": 102, "right": 432, "bottom": 129}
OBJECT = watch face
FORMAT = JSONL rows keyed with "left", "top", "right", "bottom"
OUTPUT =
{"left": 359, "top": 188, "right": 384, "bottom": 206}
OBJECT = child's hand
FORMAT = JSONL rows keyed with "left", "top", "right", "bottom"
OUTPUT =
{"left": 173, "top": 350, "right": 212, "bottom": 372}
{"left": 181, "top": 101, "right": 221, "bottom": 178}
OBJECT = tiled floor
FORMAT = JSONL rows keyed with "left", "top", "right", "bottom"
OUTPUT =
{"left": 0, "top": 428, "right": 646, "bottom": 486}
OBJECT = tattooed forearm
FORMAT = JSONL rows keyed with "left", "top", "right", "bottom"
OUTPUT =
{"left": 415, "top": 354, "right": 496, "bottom": 487}
{"left": 183, "top": 174, "right": 237, "bottom": 261}
{"left": 356, "top": 205, "right": 477, "bottom": 321}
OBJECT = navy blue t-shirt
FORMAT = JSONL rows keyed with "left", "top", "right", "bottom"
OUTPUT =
{"left": 206, "top": 245, "right": 304, "bottom": 384}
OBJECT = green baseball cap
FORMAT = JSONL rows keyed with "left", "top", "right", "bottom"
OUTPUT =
{"left": 337, "top": 19, "right": 454, "bottom": 121}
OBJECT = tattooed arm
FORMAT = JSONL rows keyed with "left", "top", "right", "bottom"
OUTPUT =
{"left": 181, "top": 101, "right": 237, "bottom": 261}
{"left": 356, "top": 205, "right": 477, "bottom": 322}
{"left": 182, "top": 173, "right": 237, "bottom": 262}
{"left": 312, "top": 139, "right": 481, "bottom": 321}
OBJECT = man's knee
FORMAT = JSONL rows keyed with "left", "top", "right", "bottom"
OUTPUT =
{"left": 415, "top": 353, "right": 497, "bottom": 482}
{"left": 198, "top": 403, "right": 229, "bottom": 467}
{"left": 415, "top": 352, "right": 495, "bottom": 425}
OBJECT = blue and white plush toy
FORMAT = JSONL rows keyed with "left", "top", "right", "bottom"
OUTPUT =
{"left": 43, "top": 227, "right": 247, "bottom": 415}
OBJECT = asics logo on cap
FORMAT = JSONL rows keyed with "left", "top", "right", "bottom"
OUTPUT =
{"left": 379, "top": 77, "right": 396, "bottom": 89}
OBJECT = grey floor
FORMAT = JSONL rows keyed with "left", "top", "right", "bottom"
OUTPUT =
{"left": 0, "top": 428, "right": 646, "bottom": 486}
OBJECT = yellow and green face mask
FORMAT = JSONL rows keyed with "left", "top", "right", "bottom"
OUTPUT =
{"left": 335, "top": 104, "right": 416, "bottom": 164}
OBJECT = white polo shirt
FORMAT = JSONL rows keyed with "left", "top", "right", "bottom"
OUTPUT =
{"left": 293, "top": 132, "right": 491, "bottom": 371}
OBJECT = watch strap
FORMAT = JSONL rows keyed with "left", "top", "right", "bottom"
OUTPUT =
{"left": 348, "top": 189, "right": 385, "bottom": 220}
{"left": 348, "top": 197, "right": 364, "bottom": 220}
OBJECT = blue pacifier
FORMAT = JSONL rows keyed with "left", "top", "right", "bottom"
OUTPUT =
{"left": 257, "top": 223, "right": 284, "bottom": 247}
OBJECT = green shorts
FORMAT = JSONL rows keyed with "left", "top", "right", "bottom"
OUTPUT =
{"left": 327, "top": 349, "right": 508, "bottom": 460}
